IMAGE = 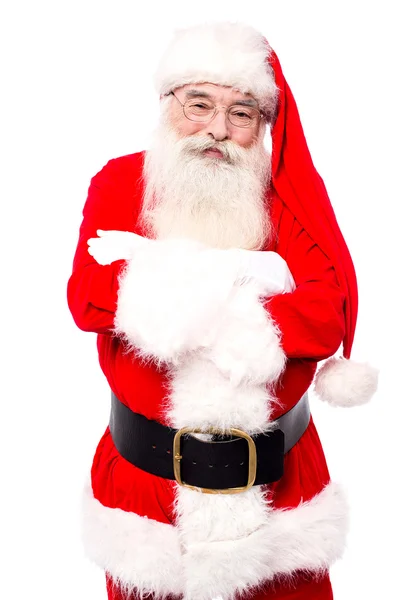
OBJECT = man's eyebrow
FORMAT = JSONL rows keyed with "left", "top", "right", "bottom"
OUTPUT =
{"left": 233, "top": 98, "right": 258, "bottom": 108}
{"left": 185, "top": 90, "right": 213, "bottom": 99}
{"left": 184, "top": 89, "right": 258, "bottom": 108}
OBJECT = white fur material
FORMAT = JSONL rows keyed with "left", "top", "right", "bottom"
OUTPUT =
{"left": 154, "top": 22, "right": 278, "bottom": 112}
{"left": 114, "top": 238, "right": 292, "bottom": 370}
{"left": 166, "top": 355, "right": 282, "bottom": 434}
{"left": 114, "top": 238, "right": 242, "bottom": 364}
{"left": 314, "top": 356, "right": 379, "bottom": 407}
{"left": 178, "top": 481, "right": 349, "bottom": 600}
{"left": 82, "top": 478, "right": 349, "bottom": 600}
{"left": 80, "top": 480, "right": 184, "bottom": 599}
{"left": 203, "top": 281, "right": 287, "bottom": 387}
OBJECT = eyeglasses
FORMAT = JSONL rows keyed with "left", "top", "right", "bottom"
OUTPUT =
{"left": 168, "top": 91, "right": 264, "bottom": 128}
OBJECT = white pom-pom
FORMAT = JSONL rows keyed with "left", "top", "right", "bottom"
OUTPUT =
{"left": 313, "top": 357, "right": 379, "bottom": 408}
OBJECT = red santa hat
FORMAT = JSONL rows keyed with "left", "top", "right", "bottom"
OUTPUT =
{"left": 154, "top": 22, "right": 379, "bottom": 408}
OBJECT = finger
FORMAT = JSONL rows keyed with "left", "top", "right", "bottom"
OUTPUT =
{"left": 97, "top": 229, "right": 121, "bottom": 238}
{"left": 101, "top": 230, "right": 125, "bottom": 237}
{"left": 87, "top": 238, "right": 101, "bottom": 247}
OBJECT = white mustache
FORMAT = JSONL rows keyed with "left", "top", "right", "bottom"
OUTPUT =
{"left": 178, "top": 135, "right": 248, "bottom": 164}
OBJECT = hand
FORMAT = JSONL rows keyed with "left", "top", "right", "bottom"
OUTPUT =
{"left": 235, "top": 249, "right": 296, "bottom": 296}
{"left": 87, "top": 229, "right": 150, "bottom": 265}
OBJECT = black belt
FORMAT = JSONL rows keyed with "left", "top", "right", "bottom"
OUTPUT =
{"left": 109, "top": 391, "right": 310, "bottom": 493}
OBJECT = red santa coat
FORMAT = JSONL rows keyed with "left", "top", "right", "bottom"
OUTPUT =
{"left": 67, "top": 149, "right": 349, "bottom": 600}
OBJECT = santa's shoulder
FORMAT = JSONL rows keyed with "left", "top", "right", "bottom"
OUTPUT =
{"left": 91, "top": 151, "right": 145, "bottom": 185}
{"left": 84, "top": 151, "right": 146, "bottom": 224}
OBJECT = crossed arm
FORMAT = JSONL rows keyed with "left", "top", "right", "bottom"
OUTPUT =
{"left": 67, "top": 162, "right": 345, "bottom": 362}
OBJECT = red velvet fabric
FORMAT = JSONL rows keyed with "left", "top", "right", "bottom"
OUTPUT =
{"left": 268, "top": 48, "right": 357, "bottom": 359}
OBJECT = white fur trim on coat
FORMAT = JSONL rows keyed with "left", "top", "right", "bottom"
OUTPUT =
{"left": 81, "top": 480, "right": 184, "bottom": 599}
{"left": 166, "top": 356, "right": 281, "bottom": 434}
{"left": 82, "top": 479, "right": 349, "bottom": 600}
{"left": 154, "top": 22, "right": 278, "bottom": 113}
{"left": 313, "top": 356, "right": 379, "bottom": 407}
{"left": 178, "top": 481, "right": 349, "bottom": 600}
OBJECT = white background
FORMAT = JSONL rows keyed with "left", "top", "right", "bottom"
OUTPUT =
{"left": 1, "top": 1, "right": 398, "bottom": 599}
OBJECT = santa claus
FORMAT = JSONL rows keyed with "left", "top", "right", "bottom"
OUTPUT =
{"left": 67, "top": 22, "right": 379, "bottom": 600}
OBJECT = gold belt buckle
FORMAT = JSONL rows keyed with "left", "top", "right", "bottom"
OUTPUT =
{"left": 173, "top": 426, "right": 257, "bottom": 494}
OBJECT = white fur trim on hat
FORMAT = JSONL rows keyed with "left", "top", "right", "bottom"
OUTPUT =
{"left": 313, "top": 356, "right": 379, "bottom": 407}
{"left": 154, "top": 22, "right": 278, "bottom": 113}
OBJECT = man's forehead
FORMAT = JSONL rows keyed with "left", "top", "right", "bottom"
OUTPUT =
{"left": 176, "top": 83, "right": 258, "bottom": 106}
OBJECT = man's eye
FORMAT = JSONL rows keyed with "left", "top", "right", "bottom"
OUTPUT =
{"left": 232, "top": 111, "right": 251, "bottom": 119}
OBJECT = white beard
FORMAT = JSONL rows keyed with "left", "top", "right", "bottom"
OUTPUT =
{"left": 140, "top": 118, "right": 274, "bottom": 250}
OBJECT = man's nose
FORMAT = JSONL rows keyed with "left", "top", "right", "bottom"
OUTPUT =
{"left": 203, "top": 109, "right": 230, "bottom": 141}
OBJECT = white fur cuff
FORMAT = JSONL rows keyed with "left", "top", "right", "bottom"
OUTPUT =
{"left": 204, "top": 281, "right": 287, "bottom": 387}
{"left": 81, "top": 480, "right": 184, "bottom": 598}
{"left": 114, "top": 238, "right": 241, "bottom": 364}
